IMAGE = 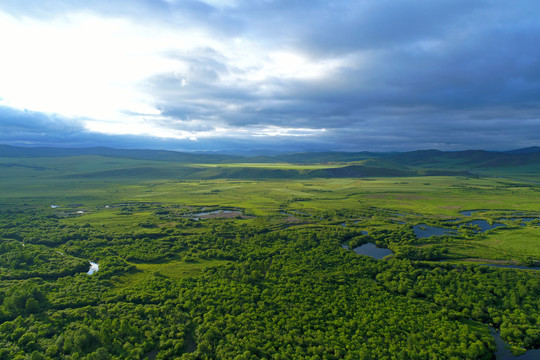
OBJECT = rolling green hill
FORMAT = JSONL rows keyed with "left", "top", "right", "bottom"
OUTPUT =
{"left": 0, "top": 145, "right": 272, "bottom": 164}
{"left": 1, "top": 145, "right": 539, "bottom": 182}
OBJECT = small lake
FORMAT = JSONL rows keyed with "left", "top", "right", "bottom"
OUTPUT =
{"left": 87, "top": 261, "right": 99, "bottom": 275}
{"left": 491, "top": 327, "right": 540, "bottom": 359}
{"left": 343, "top": 242, "right": 393, "bottom": 260}
{"left": 414, "top": 220, "right": 506, "bottom": 238}
{"left": 463, "top": 220, "right": 506, "bottom": 232}
{"left": 414, "top": 224, "right": 457, "bottom": 238}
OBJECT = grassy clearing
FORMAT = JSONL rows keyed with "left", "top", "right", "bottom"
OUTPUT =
{"left": 431, "top": 225, "right": 540, "bottom": 264}
{"left": 479, "top": 227, "right": 540, "bottom": 259}
{"left": 62, "top": 209, "right": 162, "bottom": 233}
{"left": 1, "top": 155, "right": 539, "bottom": 264}
{"left": 111, "top": 259, "right": 230, "bottom": 293}
{"left": 130, "top": 259, "right": 229, "bottom": 280}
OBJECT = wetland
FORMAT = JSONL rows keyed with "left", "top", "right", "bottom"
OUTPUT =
{"left": 0, "top": 149, "right": 539, "bottom": 359}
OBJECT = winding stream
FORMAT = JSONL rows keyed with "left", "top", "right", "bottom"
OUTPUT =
{"left": 87, "top": 261, "right": 99, "bottom": 275}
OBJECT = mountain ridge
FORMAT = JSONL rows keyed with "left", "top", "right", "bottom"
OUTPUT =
{"left": 1, "top": 145, "right": 539, "bottom": 175}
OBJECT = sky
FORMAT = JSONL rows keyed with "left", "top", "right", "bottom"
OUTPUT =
{"left": 1, "top": 0, "right": 539, "bottom": 153}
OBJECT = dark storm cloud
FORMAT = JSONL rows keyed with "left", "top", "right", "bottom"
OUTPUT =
{"left": 149, "top": 1, "right": 540, "bottom": 137}
{"left": 1, "top": 0, "right": 539, "bottom": 151}
{"left": 246, "top": 0, "right": 485, "bottom": 54}
{"left": 0, "top": 106, "right": 84, "bottom": 143}
{"left": 0, "top": 105, "right": 204, "bottom": 150}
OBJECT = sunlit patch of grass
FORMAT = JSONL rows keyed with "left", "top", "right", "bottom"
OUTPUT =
{"left": 196, "top": 163, "right": 347, "bottom": 170}
{"left": 440, "top": 226, "right": 540, "bottom": 263}
{"left": 480, "top": 227, "right": 540, "bottom": 259}
{"left": 130, "top": 259, "right": 229, "bottom": 280}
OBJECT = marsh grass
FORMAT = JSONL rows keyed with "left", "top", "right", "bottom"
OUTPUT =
{"left": 1, "top": 155, "right": 539, "bottom": 264}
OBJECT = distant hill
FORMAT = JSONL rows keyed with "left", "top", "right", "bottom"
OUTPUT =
{"left": 1, "top": 144, "right": 539, "bottom": 179}
{"left": 381, "top": 149, "right": 540, "bottom": 170}
{"left": 269, "top": 148, "right": 539, "bottom": 168}
{"left": 0, "top": 145, "right": 269, "bottom": 164}
{"left": 504, "top": 146, "right": 540, "bottom": 154}
{"left": 273, "top": 151, "right": 378, "bottom": 164}
{"left": 65, "top": 164, "right": 469, "bottom": 180}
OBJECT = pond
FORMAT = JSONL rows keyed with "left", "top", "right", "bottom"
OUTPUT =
{"left": 462, "top": 219, "right": 506, "bottom": 232}
{"left": 87, "top": 261, "right": 99, "bottom": 275}
{"left": 413, "top": 224, "right": 457, "bottom": 238}
{"left": 414, "top": 220, "right": 507, "bottom": 238}
{"left": 491, "top": 327, "right": 540, "bottom": 359}
{"left": 343, "top": 242, "right": 393, "bottom": 260}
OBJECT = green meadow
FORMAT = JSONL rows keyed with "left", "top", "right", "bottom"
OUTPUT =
{"left": 130, "top": 260, "right": 230, "bottom": 280}
{"left": 1, "top": 154, "right": 539, "bottom": 263}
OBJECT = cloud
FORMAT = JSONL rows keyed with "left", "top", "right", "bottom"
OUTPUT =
{"left": 0, "top": 1, "right": 539, "bottom": 152}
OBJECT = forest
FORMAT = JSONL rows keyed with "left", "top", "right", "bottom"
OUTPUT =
{"left": 0, "top": 149, "right": 539, "bottom": 359}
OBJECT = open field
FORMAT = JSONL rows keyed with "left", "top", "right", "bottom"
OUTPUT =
{"left": 475, "top": 227, "right": 540, "bottom": 260}
{"left": 130, "top": 259, "right": 230, "bottom": 280}
{"left": 1, "top": 154, "right": 539, "bottom": 264}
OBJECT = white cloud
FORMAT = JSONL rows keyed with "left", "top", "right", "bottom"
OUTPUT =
{"left": 253, "top": 126, "right": 327, "bottom": 137}
{"left": 242, "top": 51, "right": 346, "bottom": 83}
{"left": 2, "top": 1, "right": 538, "bottom": 152}
{"left": 0, "top": 9, "right": 346, "bottom": 140}
{"left": 199, "top": 0, "right": 239, "bottom": 9}
{"left": 0, "top": 11, "right": 201, "bottom": 125}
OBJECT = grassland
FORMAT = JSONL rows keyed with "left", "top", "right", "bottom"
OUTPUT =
{"left": 1, "top": 153, "right": 539, "bottom": 265}
{"left": 130, "top": 259, "right": 230, "bottom": 280}
{"left": 470, "top": 227, "right": 540, "bottom": 260}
